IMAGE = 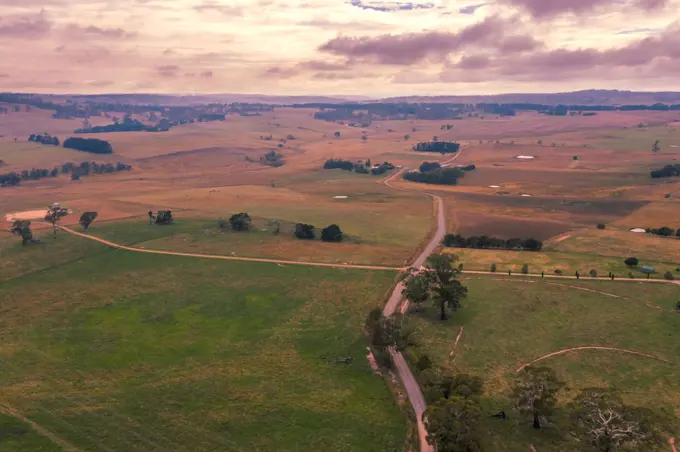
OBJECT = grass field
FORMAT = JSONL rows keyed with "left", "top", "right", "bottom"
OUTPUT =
{"left": 0, "top": 244, "right": 407, "bottom": 451}
{"left": 406, "top": 276, "right": 680, "bottom": 451}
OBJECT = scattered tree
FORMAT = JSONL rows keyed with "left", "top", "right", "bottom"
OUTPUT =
{"left": 624, "top": 257, "right": 639, "bottom": 268}
{"left": 521, "top": 264, "right": 529, "bottom": 274}
{"left": 45, "top": 204, "right": 69, "bottom": 238}
{"left": 404, "top": 134, "right": 410, "bottom": 141}
{"left": 652, "top": 140, "right": 660, "bottom": 153}
{"left": 572, "top": 389, "right": 662, "bottom": 452}
{"left": 490, "top": 263, "right": 497, "bottom": 273}
{"left": 597, "top": 223, "right": 606, "bottom": 230}
{"left": 334, "top": 131, "right": 341, "bottom": 138}
{"left": 512, "top": 366, "right": 564, "bottom": 429}
{"left": 79, "top": 211, "right": 98, "bottom": 231}
{"left": 155, "top": 210, "right": 173, "bottom": 225}
{"left": 664, "top": 271, "right": 675, "bottom": 281}
{"left": 294, "top": 223, "right": 316, "bottom": 240}
{"left": 423, "top": 397, "right": 485, "bottom": 452}
{"left": 321, "top": 224, "right": 343, "bottom": 242}
{"left": 590, "top": 269, "right": 598, "bottom": 278}
{"left": 424, "top": 254, "right": 468, "bottom": 321}
{"left": 10, "top": 220, "right": 37, "bottom": 245}
{"left": 229, "top": 213, "right": 251, "bottom": 231}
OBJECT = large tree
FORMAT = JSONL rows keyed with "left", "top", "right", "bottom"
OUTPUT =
{"left": 294, "top": 223, "right": 316, "bottom": 240}
{"left": 229, "top": 213, "right": 251, "bottom": 231}
{"left": 572, "top": 389, "right": 662, "bottom": 452}
{"left": 321, "top": 224, "right": 343, "bottom": 242}
{"left": 423, "top": 396, "right": 485, "bottom": 452}
{"left": 45, "top": 204, "right": 69, "bottom": 238}
{"left": 423, "top": 254, "right": 468, "bottom": 320}
{"left": 11, "top": 220, "right": 36, "bottom": 245}
{"left": 402, "top": 273, "right": 430, "bottom": 311}
{"left": 79, "top": 211, "right": 98, "bottom": 231}
{"left": 512, "top": 366, "right": 564, "bottom": 429}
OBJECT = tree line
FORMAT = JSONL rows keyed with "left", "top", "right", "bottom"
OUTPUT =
{"left": 323, "top": 159, "right": 395, "bottom": 175}
{"left": 404, "top": 167, "right": 464, "bottom": 185}
{"left": 444, "top": 234, "right": 543, "bottom": 251}
{"left": 28, "top": 133, "right": 60, "bottom": 145}
{"left": 645, "top": 226, "right": 680, "bottom": 237}
{"left": 650, "top": 164, "right": 680, "bottom": 179}
{"left": 413, "top": 141, "right": 461, "bottom": 154}
{"left": 0, "top": 161, "right": 132, "bottom": 187}
{"left": 63, "top": 137, "right": 113, "bottom": 154}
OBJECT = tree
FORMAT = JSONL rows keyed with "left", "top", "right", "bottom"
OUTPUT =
{"left": 334, "top": 131, "right": 341, "bottom": 137}
{"left": 664, "top": 271, "right": 675, "bottom": 281}
{"left": 294, "top": 223, "right": 315, "bottom": 240}
{"left": 572, "top": 389, "right": 661, "bottom": 452}
{"left": 270, "top": 219, "right": 281, "bottom": 235}
{"left": 424, "top": 255, "right": 468, "bottom": 320}
{"left": 402, "top": 274, "right": 430, "bottom": 311}
{"left": 521, "top": 264, "right": 529, "bottom": 274}
{"left": 449, "top": 374, "right": 484, "bottom": 400}
{"left": 512, "top": 366, "right": 564, "bottom": 429}
{"left": 490, "top": 263, "right": 497, "bottom": 273}
{"left": 155, "top": 210, "right": 173, "bottom": 225}
{"left": 404, "top": 134, "right": 410, "bottom": 141}
{"left": 624, "top": 257, "right": 639, "bottom": 267}
{"left": 361, "top": 135, "right": 367, "bottom": 142}
{"left": 79, "top": 211, "right": 98, "bottom": 231}
{"left": 590, "top": 269, "right": 598, "bottom": 278}
{"left": 597, "top": 223, "right": 606, "bottom": 230}
{"left": 321, "top": 224, "right": 343, "bottom": 242}
{"left": 229, "top": 213, "right": 251, "bottom": 231}
{"left": 11, "top": 220, "right": 36, "bottom": 245}
{"left": 423, "top": 397, "right": 484, "bottom": 452}
{"left": 45, "top": 204, "right": 69, "bottom": 238}
{"left": 652, "top": 140, "right": 660, "bottom": 152}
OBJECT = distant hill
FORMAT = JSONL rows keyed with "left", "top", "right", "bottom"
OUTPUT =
{"left": 377, "top": 90, "right": 680, "bottom": 106}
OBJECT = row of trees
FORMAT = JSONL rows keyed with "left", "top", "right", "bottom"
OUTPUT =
{"left": 413, "top": 141, "right": 461, "bottom": 154}
{"left": 0, "top": 161, "right": 132, "bottom": 187}
{"left": 403, "top": 167, "right": 464, "bottom": 185}
{"left": 63, "top": 137, "right": 113, "bottom": 154}
{"left": 323, "top": 159, "right": 395, "bottom": 175}
{"left": 650, "top": 164, "right": 680, "bottom": 178}
{"left": 28, "top": 133, "right": 59, "bottom": 145}
{"left": 222, "top": 213, "right": 344, "bottom": 242}
{"left": 645, "top": 226, "right": 680, "bottom": 237}
{"left": 443, "top": 234, "right": 543, "bottom": 251}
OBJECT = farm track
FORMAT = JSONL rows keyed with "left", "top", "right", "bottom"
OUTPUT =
{"left": 516, "top": 347, "right": 675, "bottom": 372}
{"left": 0, "top": 404, "right": 82, "bottom": 452}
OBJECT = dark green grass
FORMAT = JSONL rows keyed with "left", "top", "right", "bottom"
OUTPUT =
{"left": 0, "top": 249, "right": 406, "bottom": 451}
{"left": 407, "top": 276, "right": 680, "bottom": 451}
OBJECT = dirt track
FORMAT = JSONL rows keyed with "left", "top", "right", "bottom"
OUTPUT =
{"left": 516, "top": 346, "right": 674, "bottom": 372}
{"left": 0, "top": 404, "right": 81, "bottom": 452}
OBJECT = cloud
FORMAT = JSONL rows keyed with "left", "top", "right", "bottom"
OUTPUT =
{"left": 501, "top": 0, "right": 668, "bottom": 18}
{"left": 88, "top": 80, "right": 114, "bottom": 87}
{"left": 616, "top": 27, "right": 660, "bottom": 35}
{"left": 0, "top": 11, "right": 52, "bottom": 38}
{"left": 157, "top": 64, "right": 180, "bottom": 77}
{"left": 348, "top": 0, "right": 435, "bottom": 11}
{"left": 318, "top": 16, "right": 512, "bottom": 65}
{"left": 459, "top": 3, "right": 488, "bottom": 14}
{"left": 262, "top": 59, "right": 351, "bottom": 78}
{"left": 63, "top": 24, "right": 137, "bottom": 39}
{"left": 193, "top": 1, "right": 244, "bottom": 15}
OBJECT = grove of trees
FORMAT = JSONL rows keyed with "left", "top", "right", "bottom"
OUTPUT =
{"left": 63, "top": 137, "right": 113, "bottom": 154}
{"left": 443, "top": 234, "right": 543, "bottom": 251}
{"left": 323, "top": 159, "right": 395, "bottom": 175}
{"left": 650, "top": 164, "right": 680, "bottom": 179}
{"left": 28, "top": 133, "right": 59, "bottom": 145}
{"left": 0, "top": 161, "right": 132, "bottom": 188}
{"left": 404, "top": 168, "right": 464, "bottom": 185}
{"left": 413, "top": 141, "right": 461, "bottom": 154}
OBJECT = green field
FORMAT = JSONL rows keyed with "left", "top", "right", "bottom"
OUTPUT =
{"left": 0, "top": 242, "right": 407, "bottom": 450}
{"left": 595, "top": 126, "right": 680, "bottom": 153}
{"left": 405, "top": 276, "right": 680, "bottom": 451}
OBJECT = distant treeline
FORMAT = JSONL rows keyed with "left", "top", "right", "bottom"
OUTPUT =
{"left": 76, "top": 116, "right": 162, "bottom": 133}
{"left": 404, "top": 167, "right": 464, "bottom": 185}
{"left": 413, "top": 141, "right": 461, "bottom": 154}
{"left": 645, "top": 226, "right": 680, "bottom": 237}
{"left": 0, "top": 161, "right": 132, "bottom": 187}
{"left": 650, "top": 164, "right": 680, "bottom": 179}
{"left": 419, "top": 161, "right": 476, "bottom": 173}
{"left": 443, "top": 234, "right": 543, "bottom": 251}
{"left": 308, "top": 103, "right": 466, "bottom": 122}
{"left": 323, "top": 158, "right": 395, "bottom": 175}
{"left": 63, "top": 137, "right": 113, "bottom": 154}
{"left": 28, "top": 133, "right": 60, "bottom": 145}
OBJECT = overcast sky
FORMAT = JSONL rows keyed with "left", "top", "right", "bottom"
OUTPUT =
{"left": 1, "top": 0, "right": 678, "bottom": 96}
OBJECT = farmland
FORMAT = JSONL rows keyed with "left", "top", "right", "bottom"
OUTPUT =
{"left": 2, "top": 101, "right": 680, "bottom": 451}
{"left": 405, "top": 276, "right": 680, "bottom": 451}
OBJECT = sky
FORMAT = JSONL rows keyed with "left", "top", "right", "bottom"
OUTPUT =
{"left": 0, "top": 0, "right": 679, "bottom": 96}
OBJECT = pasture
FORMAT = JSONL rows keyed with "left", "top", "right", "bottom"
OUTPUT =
{"left": 0, "top": 244, "right": 406, "bottom": 451}
{"left": 406, "top": 276, "right": 680, "bottom": 451}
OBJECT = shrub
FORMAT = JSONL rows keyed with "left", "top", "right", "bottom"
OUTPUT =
{"left": 294, "top": 223, "right": 316, "bottom": 240}
{"left": 589, "top": 269, "right": 598, "bottom": 278}
{"left": 490, "top": 263, "right": 497, "bottom": 273}
{"left": 628, "top": 272, "right": 635, "bottom": 279}
{"left": 521, "top": 264, "right": 529, "bottom": 274}
{"left": 554, "top": 269, "right": 563, "bottom": 275}
{"left": 416, "top": 354, "right": 433, "bottom": 372}
{"left": 321, "top": 224, "right": 343, "bottom": 242}
{"left": 624, "top": 257, "right": 639, "bottom": 267}
{"left": 664, "top": 271, "right": 675, "bottom": 281}
{"left": 457, "top": 263, "right": 464, "bottom": 272}
{"left": 597, "top": 223, "right": 605, "bottom": 230}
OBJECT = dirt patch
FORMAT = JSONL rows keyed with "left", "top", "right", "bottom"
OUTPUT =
{"left": 4, "top": 209, "right": 48, "bottom": 222}
{"left": 451, "top": 210, "right": 572, "bottom": 240}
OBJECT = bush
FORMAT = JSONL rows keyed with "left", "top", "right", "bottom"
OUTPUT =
{"left": 229, "top": 213, "right": 251, "bottom": 231}
{"left": 521, "top": 264, "right": 529, "bottom": 274}
{"left": 624, "top": 257, "right": 639, "bottom": 267}
{"left": 597, "top": 223, "right": 606, "bottom": 230}
{"left": 372, "top": 348, "right": 392, "bottom": 369}
{"left": 589, "top": 269, "right": 598, "bottom": 278}
{"left": 457, "top": 263, "right": 464, "bottom": 272}
{"left": 554, "top": 269, "right": 563, "bottom": 275}
{"left": 664, "top": 271, "right": 675, "bottom": 281}
{"left": 490, "top": 263, "right": 497, "bottom": 273}
{"left": 416, "top": 354, "right": 433, "bottom": 372}
{"left": 628, "top": 272, "right": 635, "bottom": 279}
{"left": 321, "top": 224, "right": 343, "bottom": 242}
{"left": 63, "top": 137, "right": 113, "bottom": 154}
{"left": 294, "top": 223, "right": 315, "bottom": 240}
